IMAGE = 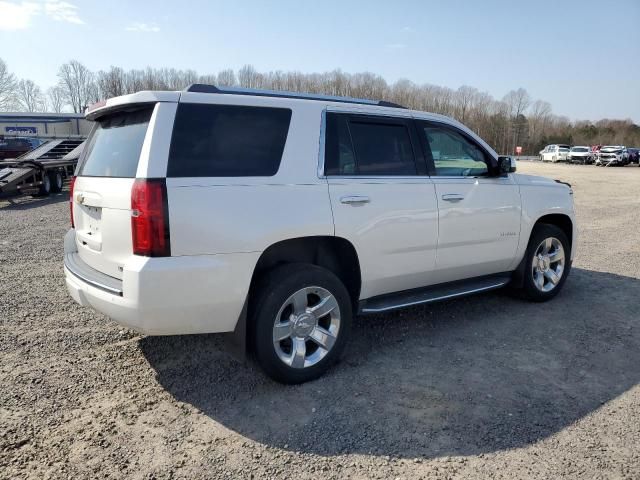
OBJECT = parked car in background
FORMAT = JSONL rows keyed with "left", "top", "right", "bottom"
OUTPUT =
{"left": 625, "top": 147, "right": 639, "bottom": 165}
{"left": 568, "top": 146, "right": 594, "bottom": 164}
{"left": 595, "top": 146, "right": 629, "bottom": 166}
{"left": 540, "top": 144, "right": 571, "bottom": 162}
{"left": 0, "top": 137, "right": 32, "bottom": 160}
{"left": 63, "top": 85, "right": 576, "bottom": 383}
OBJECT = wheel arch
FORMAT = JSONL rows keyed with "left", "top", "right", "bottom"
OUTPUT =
{"left": 249, "top": 236, "right": 362, "bottom": 310}
{"left": 534, "top": 213, "right": 573, "bottom": 248}
{"left": 225, "top": 235, "right": 362, "bottom": 359}
{"left": 511, "top": 213, "right": 574, "bottom": 288}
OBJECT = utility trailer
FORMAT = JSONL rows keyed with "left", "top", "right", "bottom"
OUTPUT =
{"left": 0, "top": 139, "right": 85, "bottom": 197}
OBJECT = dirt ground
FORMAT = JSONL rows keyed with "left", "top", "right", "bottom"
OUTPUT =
{"left": 1, "top": 162, "right": 639, "bottom": 479}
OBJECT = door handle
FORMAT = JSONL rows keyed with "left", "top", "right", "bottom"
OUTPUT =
{"left": 441, "top": 194, "right": 464, "bottom": 202}
{"left": 340, "top": 195, "right": 370, "bottom": 205}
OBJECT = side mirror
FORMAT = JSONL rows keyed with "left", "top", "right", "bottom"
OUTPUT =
{"left": 497, "top": 156, "right": 516, "bottom": 175}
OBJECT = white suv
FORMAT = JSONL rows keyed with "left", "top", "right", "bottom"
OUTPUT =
{"left": 540, "top": 144, "right": 571, "bottom": 162}
{"left": 64, "top": 85, "right": 576, "bottom": 383}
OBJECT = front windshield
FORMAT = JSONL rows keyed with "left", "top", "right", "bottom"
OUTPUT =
{"left": 571, "top": 147, "right": 588, "bottom": 152}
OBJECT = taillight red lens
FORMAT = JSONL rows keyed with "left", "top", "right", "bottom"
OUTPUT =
{"left": 131, "top": 179, "right": 170, "bottom": 257}
{"left": 69, "top": 176, "right": 76, "bottom": 228}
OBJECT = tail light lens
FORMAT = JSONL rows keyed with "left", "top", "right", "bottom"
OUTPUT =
{"left": 131, "top": 178, "right": 171, "bottom": 257}
{"left": 69, "top": 176, "right": 76, "bottom": 228}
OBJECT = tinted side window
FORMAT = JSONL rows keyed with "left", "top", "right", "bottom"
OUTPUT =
{"left": 325, "top": 113, "right": 416, "bottom": 176}
{"left": 325, "top": 113, "right": 357, "bottom": 175}
{"left": 421, "top": 124, "right": 489, "bottom": 177}
{"left": 168, "top": 103, "right": 292, "bottom": 177}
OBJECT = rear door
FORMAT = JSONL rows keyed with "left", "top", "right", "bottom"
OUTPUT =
{"left": 324, "top": 111, "right": 439, "bottom": 299}
{"left": 73, "top": 105, "right": 156, "bottom": 279}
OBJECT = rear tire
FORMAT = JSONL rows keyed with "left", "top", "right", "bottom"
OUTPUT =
{"left": 521, "top": 224, "right": 571, "bottom": 302}
{"left": 250, "top": 263, "right": 352, "bottom": 384}
{"left": 34, "top": 173, "right": 51, "bottom": 197}
{"left": 50, "top": 172, "right": 63, "bottom": 193}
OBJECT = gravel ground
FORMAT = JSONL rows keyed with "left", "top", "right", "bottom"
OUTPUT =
{"left": 1, "top": 162, "right": 639, "bottom": 479}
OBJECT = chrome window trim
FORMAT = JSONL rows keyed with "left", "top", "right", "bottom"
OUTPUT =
{"left": 317, "top": 109, "right": 327, "bottom": 179}
{"left": 324, "top": 175, "right": 432, "bottom": 180}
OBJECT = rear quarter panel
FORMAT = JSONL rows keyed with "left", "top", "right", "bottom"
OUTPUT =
{"left": 165, "top": 96, "right": 333, "bottom": 256}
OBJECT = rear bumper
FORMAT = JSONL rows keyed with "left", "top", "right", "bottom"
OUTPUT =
{"left": 63, "top": 229, "right": 260, "bottom": 335}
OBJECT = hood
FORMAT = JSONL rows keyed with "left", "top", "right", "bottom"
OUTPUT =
{"left": 513, "top": 173, "right": 559, "bottom": 186}
{"left": 513, "top": 173, "right": 572, "bottom": 192}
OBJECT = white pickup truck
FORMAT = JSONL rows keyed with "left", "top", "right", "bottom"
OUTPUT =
{"left": 64, "top": 85, "right": 576, "bottom": 383}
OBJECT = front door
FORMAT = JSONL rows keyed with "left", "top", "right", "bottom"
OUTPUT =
{"left": 416, "top": 120, "right": 522, "bottom": 284}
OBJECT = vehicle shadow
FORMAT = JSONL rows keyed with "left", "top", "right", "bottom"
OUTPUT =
{"left": 0, "top": 191, "right": 69, "bottom": 211}
{"left": 140, "top": 267, "right": 640, "bottom": 459}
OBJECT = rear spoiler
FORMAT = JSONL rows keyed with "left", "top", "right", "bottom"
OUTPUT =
{"left": 85, "top": 91, "right": 180, "bottom": 121}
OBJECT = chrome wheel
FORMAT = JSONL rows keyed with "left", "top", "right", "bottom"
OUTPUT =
{"left": 531, "top": 237, "right": 565, "bottom": 292}
{"left": 272, "top": 286, "right": 341, "bottom": 369}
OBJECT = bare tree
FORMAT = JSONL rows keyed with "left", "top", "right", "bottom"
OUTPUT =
{"left": 217, "top": 69, "right": 237, "bottom": 87}
{"left": 9, "top": 59, "right": 635, "bottom": 152}
{"left": 528, "top": 100, "right": 552, "bottom": 149}
{"left": 97, "top": 66, "right": 126, "bottom": 99}
{"left": 198, "top": 73, "right": 217, "bottom": 85}
{"left": 47, "top": 86, "right": 65, "bottom": 113}
{"left": 57, "top": 60, "right": 96, "bottom": 113}
{"left": 0, "top": 58, "right": 17, "bottom": 111}
{"left": 16, "top": 79, "right": 46, "bottom": 112}
{"left": 454, "top": 86, "right": 478, "bottom": 123}
{"left": 503, "top": 88, "right": 531, "bottom": 118}
{"left": 502, "top": 88, "right": 531, "bottom": 153}
{"left": 238, "top": 65, "right": 263, "bottom": 88}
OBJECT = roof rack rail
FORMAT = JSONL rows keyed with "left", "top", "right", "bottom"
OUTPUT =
{"left": 184, "top": 84, "right": 406, "bottom": 109}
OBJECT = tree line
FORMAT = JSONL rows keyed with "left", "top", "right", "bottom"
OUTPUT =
{"left": 1, "top": 58, "right": 638, "bottom": 154}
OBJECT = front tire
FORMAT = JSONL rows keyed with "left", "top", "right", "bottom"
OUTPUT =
{"left": 250, "top": 263, "right": 352, "bottom": 384}
{"left": 521, "top": 224, "right": 571, "bottom": 302}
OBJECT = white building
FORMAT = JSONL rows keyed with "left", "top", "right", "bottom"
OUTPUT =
{"left": 0, "top": 112, "right": 92, "bottom": 138}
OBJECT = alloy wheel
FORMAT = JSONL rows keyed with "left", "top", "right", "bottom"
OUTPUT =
{"left": 531, "top": 237, "right": 565, "bottom": 292}
{"left": 272, "top": 286, "right": 341, "bottom": 369}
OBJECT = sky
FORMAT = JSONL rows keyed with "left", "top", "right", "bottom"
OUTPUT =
{"left": 1, "top": 0, "right": 639, "bottom": 122}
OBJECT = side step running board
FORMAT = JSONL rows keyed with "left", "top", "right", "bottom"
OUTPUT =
{"left": 359, "top": 274, "right": 511, "bottom": 314}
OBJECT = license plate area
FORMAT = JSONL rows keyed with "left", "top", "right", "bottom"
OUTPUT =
{"left": 83, "top": 206, "right": 102, "bottom": 234}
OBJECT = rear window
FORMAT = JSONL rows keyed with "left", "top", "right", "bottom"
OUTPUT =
{"left": 167, "top": 103, "right": 292, "bottom": 177}
{"left": 78, "top": 107, "right": 153, "bottom": 177}
{"left": 325, "top": 113, "right": 417, "bottom": 176}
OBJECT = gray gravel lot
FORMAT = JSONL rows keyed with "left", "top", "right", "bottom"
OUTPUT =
{"left": 1, "top": 162, "right": 639, "bottom": 479}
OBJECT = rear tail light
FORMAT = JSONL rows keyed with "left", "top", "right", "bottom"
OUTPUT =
{"left": 131, "top": 178, "right": 171, "bottom": 257}
{"left": 69, "top": 176, "right": 76, "bottom": 228}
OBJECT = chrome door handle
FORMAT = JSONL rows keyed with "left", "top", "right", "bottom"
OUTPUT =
{"left": 441, "top": 194, "right": 464, "bottom": 202}
{"left": 340, "top": 195, "right": 370, "bottom": 205}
